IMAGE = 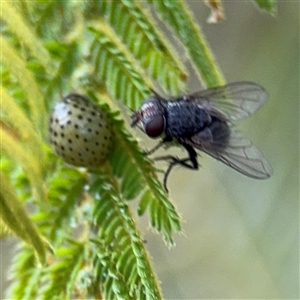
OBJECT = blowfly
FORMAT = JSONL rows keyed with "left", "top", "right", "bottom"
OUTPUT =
{"left": 131, "top": 82, "right": 273, "bottom": 191}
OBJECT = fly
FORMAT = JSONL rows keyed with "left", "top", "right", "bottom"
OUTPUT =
{"left": 131, "top": 81, "right": 273, "bottom": 192}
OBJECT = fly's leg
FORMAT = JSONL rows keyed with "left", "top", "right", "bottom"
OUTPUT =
{"left": 182, "top": 143, "right": 199, "bottom": 170}
{"left": 154, "top": 143, "right": 198, "bottom": 192}
{"left": 145, "top": 136, "right": 172, "bottom": 155}
{"left": 157, "top": 157, "right": 195, "bottom": 192}
{"left": 145, "top": 140, "right": 165, "bottom": 155}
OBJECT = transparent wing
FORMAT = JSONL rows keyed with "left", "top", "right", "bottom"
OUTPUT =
{"left": 185, "top": 126, "right": 273, "bottom": 179}
{"left": 188, "top": 81, "right": 269, "bottom": 122}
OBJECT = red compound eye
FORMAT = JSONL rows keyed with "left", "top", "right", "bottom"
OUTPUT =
{"left": 144, "top": 115, "right": 165, "bottom": 138}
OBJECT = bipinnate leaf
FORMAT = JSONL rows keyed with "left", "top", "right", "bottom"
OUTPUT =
{"left": 90, "top": 172, "right": 162, "bottom": 300}
{"left": 146, "top": 0, "right": 225, "bottom": 87}
{"left": 0, "top": 173, "right": 48, "bottom": 263}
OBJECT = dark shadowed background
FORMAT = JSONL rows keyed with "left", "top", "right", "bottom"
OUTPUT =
{"left": 1, "top": 1, "right": 299, "bottom": 299}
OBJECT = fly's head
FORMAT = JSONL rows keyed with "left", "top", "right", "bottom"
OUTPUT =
{"left": 131, "top": 97, "right": 166, "bottom": 138}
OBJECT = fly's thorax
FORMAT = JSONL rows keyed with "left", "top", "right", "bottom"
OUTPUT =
{"left": 138, "top": 97, "right": 166, "bottom": 138}
{"left": 165, "top": 99, "right": 211, "bottom": 139}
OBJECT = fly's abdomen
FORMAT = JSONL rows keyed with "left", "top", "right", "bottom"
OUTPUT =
{"left": 165, "top": 100, "right": 210, "bottom": 139}
{"left": 189, "top": 117, "right": 230, "bottom": 153}
{"left": 207, "top": 117, "right": 230, "bottom": 151}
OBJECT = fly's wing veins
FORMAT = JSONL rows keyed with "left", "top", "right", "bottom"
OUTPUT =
{"left": 185, "top": 127, "right": 273, "bottom": 179}
{"left": 188, "top": 81, "right": 269, "bottom": 122}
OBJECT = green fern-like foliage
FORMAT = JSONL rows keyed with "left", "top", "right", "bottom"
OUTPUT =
{"left": 0, "top": 1, "right": 273, "bottom": 299}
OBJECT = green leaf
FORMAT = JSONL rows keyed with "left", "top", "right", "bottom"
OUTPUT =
{"left": 1, "top": 86, "right": 44, "bottom": 162}
{"left": 7, "top": 246, "right": 42, "bottom": 299}
{"left": 95, "top": 98, "right": 181, "bottom": 243}
{"left": 0, "top": 218, "right": 11, "bottom": 238}
{"left": 0, "top": 37, "right": 47, "bottom": 133}
{"left": 147, "top": 0, "right": 225, "bottom": 87}
{"left": 253, "top": 0, "right": 277, "bottom": 14}
{"left": 48, "top": 174, "right": 87, "bottom": 243}
{"left": 137, "top": 190, "right": 152, "bottom": 216}
{"left": 90, "top": 172, "right": 163, "bottom": 300}
{"left": 93, "top": 242, "right": 134, "bottom": 300}
{"left": 95, "top": 0, "right": 187, "bottom": 94}
{"left": 40, "top": 243, "right": 85, "bottom": 300}
{"left": 0, "top": 129, "right": 46, "bottom": 202}
{"left": 1, "top": 2, "right": 55, "bottom": 74}
{"left": 88, "top": 20, "right": 154, "bottom": 109}
{"left": 0, "top": 173, "right": 48, "bottom": 263}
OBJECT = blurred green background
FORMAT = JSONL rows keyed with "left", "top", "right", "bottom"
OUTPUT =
{"left": 1, "top": 1, "right": 299, "bottom": 299}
